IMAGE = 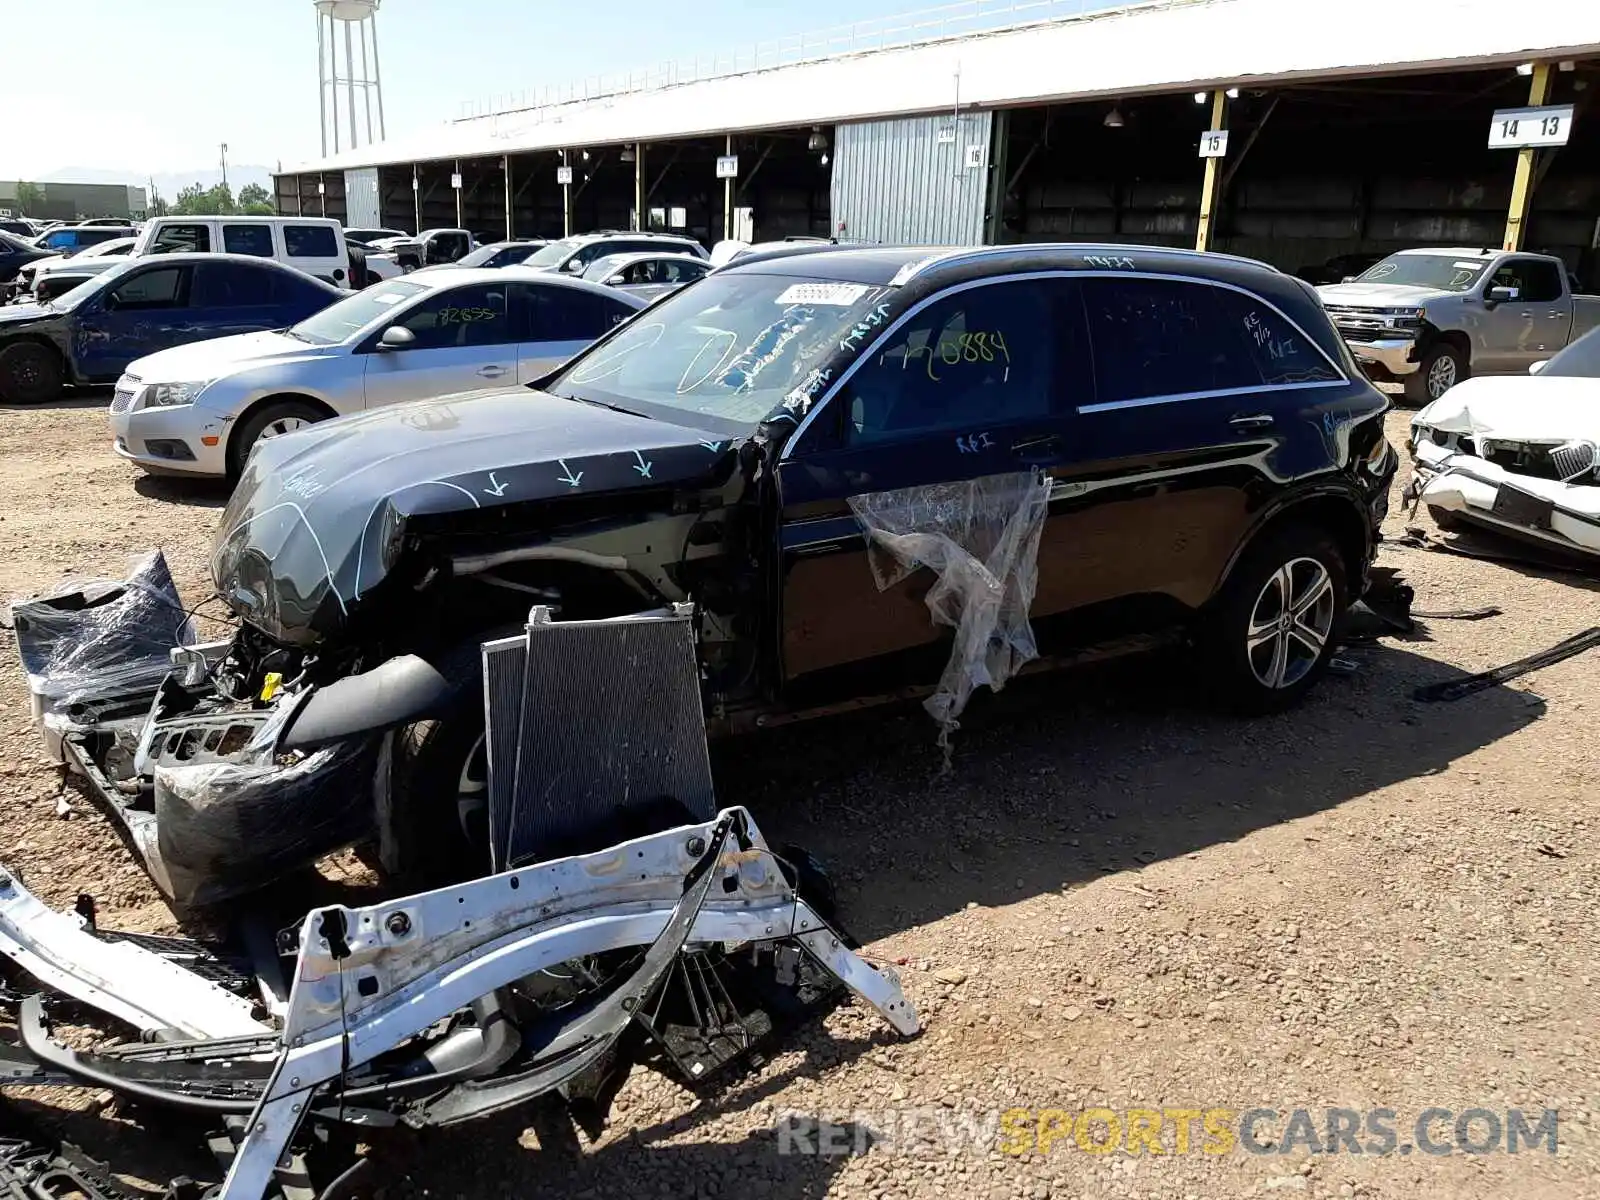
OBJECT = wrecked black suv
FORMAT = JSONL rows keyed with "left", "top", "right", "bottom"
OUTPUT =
{"left": 26, "top": 243, "right": 1395, "bottom": 902}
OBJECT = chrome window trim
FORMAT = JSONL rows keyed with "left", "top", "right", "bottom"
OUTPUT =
{"left": 780, "top": 269, "right": 1350, "bottom": 461}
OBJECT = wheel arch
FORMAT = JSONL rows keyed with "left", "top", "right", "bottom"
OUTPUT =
{"left": 1217, "top": 486, "right": 1373, "bottom": 605}
{"left": 225, "top": 391, "right": 339, "bottom": 468}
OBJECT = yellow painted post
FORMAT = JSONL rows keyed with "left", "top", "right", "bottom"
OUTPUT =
{"left": 1503, "top": 63, "right": 1553, "bottom": 251}
{"left": 1194, "top": 90, "right": 1227, "bottom": 252}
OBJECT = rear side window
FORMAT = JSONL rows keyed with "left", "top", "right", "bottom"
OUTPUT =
{"left": 150, "top": 223, "right": 212, "bottom": 254}
{"left": 222, "top": 224, "right": 275, "bottom": 257}
{"left": 194, "top": 261, "right": 277, "bottom": 307}
{"left": 1078, "top": 277, "right": 1259, "bottom": 404}
{"left": 1214, "top": 290, "right": 1342, "bottom": 386}
{"left": 526, "top": 285, "right": 633, "bottom": 341}
{"left": 284, "top": 224, "right": 339, "bottom": 258}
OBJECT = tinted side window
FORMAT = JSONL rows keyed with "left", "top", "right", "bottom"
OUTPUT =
{"left": 151, "top": 223, "right": 211, "bottom": 254}
{"left": 1214, "top": 290, "right": 1342, "bottom": 385}
{"left": 395, "top": 283, "right": 514, "bottom": 349}
{"left": 1500, "top": 258, "right": 1563, "bottom": 303}
{"left": 844, "top": 279, "right": 1057, "bottom": 444}
{"left": 108, "top": 267, "right": 189, "bottom": 310}
{"left": 661, "top": 260, "right": 707, "bottom": 284}
{"left": 195, "top": 262, "right": 276, "bottom": 308}
{"left": 526, "top": 286, "right": 628, "bottom": 341}
{"left": 222, "top": 224, "right": 275, "bottom": 257}
{"left": 1079, "top": 277, "right": 1259, "bottom": 404}
{"left": 284, "top": 224, "right": 339, "bottom": 258}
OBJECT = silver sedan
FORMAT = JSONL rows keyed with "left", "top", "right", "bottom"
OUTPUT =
{"left": 109, "top": 267, "right": 644, "bottom": 481}
{"left": 583, "top": 252, "right": 711, "bottom": 300}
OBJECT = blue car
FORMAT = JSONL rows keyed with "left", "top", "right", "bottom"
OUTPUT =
{"left": 0, "top": 253, "right": 342, "bottom": 404}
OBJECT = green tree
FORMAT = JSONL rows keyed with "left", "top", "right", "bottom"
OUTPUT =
{"left": 236, "top": 182, "right": 274, "bottom": 214}
{"left": 15, "top": 181, "right": 44, "bottom": 215}
{"left": 172, "top": 182, "right": 209, "bottom": 215}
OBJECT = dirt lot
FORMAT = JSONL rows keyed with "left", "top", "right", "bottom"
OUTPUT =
{"left": 1, "top": 398, "right": 1595, "bottom": 1199}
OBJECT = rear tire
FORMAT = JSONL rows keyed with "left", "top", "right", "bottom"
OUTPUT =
{"left": 0, "top": 341, "right": 65, "bottom": 405}
{"left": 1403, "top": 343, "right": 1466, "bottom": 406}
{"left": 227, "top": 399, "right": 326, "bottom": 480}
{"left": 1202, "top": 523, "right": 1348, "bottom": 715}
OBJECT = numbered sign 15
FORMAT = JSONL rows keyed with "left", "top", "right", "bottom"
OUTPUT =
{"left": 1198, "top": 129, "right": 1230, "bottom": 158}
{"left": 1488, "top": 104, "right": 1575, "bottom": 149}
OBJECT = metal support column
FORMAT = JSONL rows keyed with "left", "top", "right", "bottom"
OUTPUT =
{"left": 318, "top": 173, "right": 326, "bottom": 217}
{"left": 723, "top": 134, "right": 734, "bottom": 242}
{"left": 634, "top": 145, "right": 645, "bottom": 231}
{"left": 1503, "top": 62, "right": 1553, "bottom": 252}
{"left": 503, "top": 154, "right": 513, "bottom": 240}
{"left": 316, "top": 12, "right": 328, "bottom": 157}
{"left": 562, "top": 151, "right": 572, "bottom": 238}
{"left": 983, "top": 109, "right": 1010, "bottom": 245}
{"left": 1194, "top": 90, "right": 1227, "bottom": 253}
{"left": 412, "top": 165, "right": 420, "bottom": 235}
{"left": 343, "top": 19, "right": 358, "bottom": 152}
{"left": 454, "top": 159, "right": 463, "bottom": 230}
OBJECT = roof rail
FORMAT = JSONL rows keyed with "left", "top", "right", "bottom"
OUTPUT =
{"left": 892, "top": 241, "right": 1280, "bottom": 285}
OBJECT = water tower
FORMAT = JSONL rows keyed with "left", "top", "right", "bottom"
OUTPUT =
{"left": 315, "top": 0, "right": 386, "bottom": 156}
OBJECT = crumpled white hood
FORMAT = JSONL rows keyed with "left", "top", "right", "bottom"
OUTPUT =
{"left": 1413, "top": 375, "right": 1600, "bottom": 443}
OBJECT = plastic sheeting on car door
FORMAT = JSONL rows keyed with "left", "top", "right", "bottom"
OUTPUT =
{"left": 847, "top": 470, "right": 1051, "bottom": 755}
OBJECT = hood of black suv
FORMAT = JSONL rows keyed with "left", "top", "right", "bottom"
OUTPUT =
{"left": 212, "top": 386, "right": 739, "bottom": 645}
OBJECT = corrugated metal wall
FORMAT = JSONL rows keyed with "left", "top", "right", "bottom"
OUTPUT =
{"left": 343, "top": 167, "right": 381, "bottom": 228}
{"left": 831, "top": 111, "right": 993, "bottom": 245}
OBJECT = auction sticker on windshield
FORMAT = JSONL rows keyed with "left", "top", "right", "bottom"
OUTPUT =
{"left": 775, "top": 282, "right": 872, "bottom": 306}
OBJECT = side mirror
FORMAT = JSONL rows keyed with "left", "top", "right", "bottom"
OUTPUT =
{"left": 1486, "top": 285, "right": 1519, "bottom": 304}
{"left": 100, "top": 291, "right": 119, "bottom": 312}
{"left": 378, "top": 325, "right": 416, "bottom": 350}
{"left": 562, "top": 259, "right": 585, "bottom": 273}
{"left": 605, "top": 274, "right": 625, "bottom": 285}
{"left": 1529, "top": 359, "right": 1549, "bottom": 375}
{"left": 1340, "top": 275, "right": 1357, "bottom": 284}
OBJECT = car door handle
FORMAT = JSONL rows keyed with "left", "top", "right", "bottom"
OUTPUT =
{"left": 1229, "top": 413, "right": 1275, "bottom": 431}
{"left": 1548, "top": 312, "right": 1565, "bottom": 320}
{"left": 1011, "top": 433, "right": 1063, "bottom": 458}
{"left": 476, "top": 365, "right": 509, "bottom": 378}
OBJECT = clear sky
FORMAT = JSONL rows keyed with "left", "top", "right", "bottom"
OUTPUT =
{"left": 1, "top": 0, "right": 993, "bottom": 180}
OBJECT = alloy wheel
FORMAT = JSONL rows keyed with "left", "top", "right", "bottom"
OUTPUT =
{"left": 1246, "top": 557, "right": 1335, "bottom": 689}
{"left": 260, "top": 415, "right": 312, "bottom": 439}
{"left": 1427, "top": 354, "right": 1457, "bottom": 398}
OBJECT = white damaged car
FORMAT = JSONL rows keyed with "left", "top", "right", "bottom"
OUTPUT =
{"left": 1410, "top": 326, "right": 1600, "bottom": 557}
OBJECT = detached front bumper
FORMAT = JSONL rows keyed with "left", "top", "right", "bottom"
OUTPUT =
{"left": 1411, "top": 440, "right": 1600, "bottom": 558}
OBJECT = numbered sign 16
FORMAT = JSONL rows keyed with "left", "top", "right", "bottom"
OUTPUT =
{"left": 1198, "top": 129, "right": 1230, "bottom": 158}
{"left": 1488, "top": 105, "right": 1575, "bottom": 149}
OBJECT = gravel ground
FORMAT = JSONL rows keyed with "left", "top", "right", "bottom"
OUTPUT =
{"left": 0, "top": 397, "right": 1595, "bottom": 1199}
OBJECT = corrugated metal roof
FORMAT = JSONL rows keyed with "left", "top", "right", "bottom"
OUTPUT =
{"left": 282, "top": 0, "right": 1600, "bottom": 174}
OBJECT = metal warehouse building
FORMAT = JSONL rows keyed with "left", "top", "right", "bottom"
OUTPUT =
{"left": 276, "top": 0, "right": 1600, "bottom": 281}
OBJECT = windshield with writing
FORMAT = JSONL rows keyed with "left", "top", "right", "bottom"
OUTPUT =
{"left": 1355, "top": 255, "right": 1488, "bottom": 292}
{"left": 548, "top": 273, "right": 893, "bottom": 430}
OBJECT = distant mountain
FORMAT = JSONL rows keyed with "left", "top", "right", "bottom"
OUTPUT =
{"left": 40, "top": 165, "right": 276, "bottom": 198}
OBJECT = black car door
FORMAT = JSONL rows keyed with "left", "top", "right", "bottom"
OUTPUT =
{"left": 1057, "top": 274, "right": 1347, "bottom": 614}
{"left": 775, "top": 276, "right": 1089, "bottom": 681}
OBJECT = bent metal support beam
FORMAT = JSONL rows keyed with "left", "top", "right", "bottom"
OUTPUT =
{"left": 1503, "top": 62, "right": 1553, "bottom": 251}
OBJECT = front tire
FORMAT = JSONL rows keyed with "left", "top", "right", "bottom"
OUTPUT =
{"left": 0, "top": 341, "right": 65, "bottom": 405}
{"left": 1203, "top": 523, "right": 1348, "bottom": 714}
{"left": 1404, "top": 343, "right": 1466, "bottom": 405}
{"left": 227, "top": 399, "right": 326, "bottom": 480}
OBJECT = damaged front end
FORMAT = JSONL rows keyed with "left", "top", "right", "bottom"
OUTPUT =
{"left": 1410, "top": 395, "right": 1600, "bottom": 562}
{"left": 12, "top": 553, "right": 383, "bottom": 906}
{"left": 0, "top": 807, "right": 918, "bottom": 1200}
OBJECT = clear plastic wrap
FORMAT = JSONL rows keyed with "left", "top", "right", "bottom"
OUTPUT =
{"left": 152, "top": 735, "right": 381, "bottom": 907}
{"left": 9, "top": 550, "right": 194, "bottom": 709}
{"left": 848, "top": 471, "right": 1052, "bottom": 754}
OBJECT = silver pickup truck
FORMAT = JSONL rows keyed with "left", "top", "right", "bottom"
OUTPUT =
{"left": 1317, "top": 248, "right": 1600, "bottom": 404}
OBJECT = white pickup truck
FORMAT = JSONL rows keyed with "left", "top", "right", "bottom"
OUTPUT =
{"left": 1318, "top": 248, "right": 1600, "bottom": 404}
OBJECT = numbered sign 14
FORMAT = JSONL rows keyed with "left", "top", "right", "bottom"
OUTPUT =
{"left": 1198, "top": 129, "right": 1230, "bottom": 158}
{"left": 1488, "top": 105, "right": 1575, "bottom": 149}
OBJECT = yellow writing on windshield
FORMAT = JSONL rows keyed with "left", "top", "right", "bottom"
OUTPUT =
{"left": 923, "top": 330, "right": 1011, "bottom": 380}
